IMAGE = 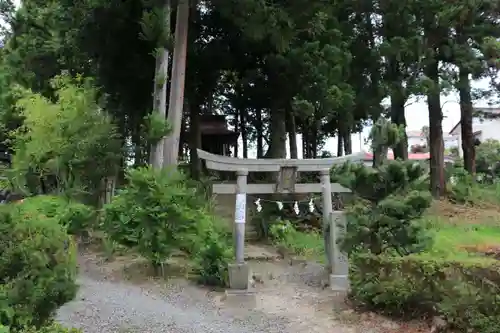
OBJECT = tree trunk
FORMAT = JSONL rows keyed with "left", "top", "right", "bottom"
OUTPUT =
{"left": 132, "top": 119, "right": 143, "bottom": 167}
{"left": 311, "top": 125, "right": 318, "bottom": 158}
{"left": 233, "top": 109, "right": 239, "bottom": 158}
{"left": 286, "top": 109, "right": 298, "bottom": 159}
{"left": 303, "top": 130, "right": 309, "bottom": 158}
{"left": 459, "top": 68, "right": 475, "bottom": 174}
{"left": 163, "top": 0, "right": 189, "bottom": 167}
{"left": 238, "top": 108, "right": 246, "bottom": 158}
{"left": 426, "top": 60, "right": 445, "bottom": 198}
{"left": 343, "top": 128, "right": 352, "bottom": 155}
{"left": 266, "top": 107, "right": 287, "bottom": 158}
{"left": 189, "top": 100, "right": 201, "bottom": 179}
{"left": 390, "top": 82, "right": 408, "bottom": 160}
{"left": 337, "top": 131, "right": 343, "bottom": 156}
{"left": 256, "top": 109, "right": 264, "bottom": 158}
{"left": 150, "top": 0, "right": 170, "bottom": 168}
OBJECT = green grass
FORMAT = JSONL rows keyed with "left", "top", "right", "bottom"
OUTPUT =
{"left": 270, "top": 223, "right": 326, "bottom": 262}
{"left": 421, "top": 215, "right": 500, "bottom": 260}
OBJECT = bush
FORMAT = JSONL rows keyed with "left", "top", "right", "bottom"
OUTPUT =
{"left": 0, "top": 206, "right": 78, "bottom": 330}
{"left": 192, "top": 216, "right": 233, "bottom": 286}
{"left": 11, "top": 196, "right": 95, "bottom": 235}
{"left": 102, "top": 167, "right": 226, "bottom": 266}
{"left": 16, "top": 323, "right": 81, "bottom": 333}
{"left": 350, "top": 253, "right": 500, "bottom": 333}
{"left": 332, "top": 160, "right": 433, "bottom": 256}
{"left": 10, "top": 74, "right": 121, "bottom": 201}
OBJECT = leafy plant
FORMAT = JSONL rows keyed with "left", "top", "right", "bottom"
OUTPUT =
{"left": 0, "top": 205, "right": 78, "bottom": 330}
{"left": 332, "top": 160, "right": 433, "bottom": 256}
{"left": 10, "top": 195, "right": 95, "bottom": 235}
{"left": 9, "top": 74, "right": 121, "bottom": 203}
{"left": 101, "top": 166, "right": 206, "bottom": 266}
{"left": 141, "top": 113, "right": 171, "bottom": 145}
{"left": 476, "top": 139, "right": 500, "bottom": 178}
{"left": 18, "top": 323, "right": 82, "bottom": 333}
{"left": 350, "top": 253, "right": 500, "bottom": 333}
{"left": 269, "top": 219, "right": 324, "bottom": 259}
{"left": 192, "top": 216, "right": 233, "bottom": 286}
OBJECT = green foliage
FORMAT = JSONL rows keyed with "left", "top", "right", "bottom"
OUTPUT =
{"left": 192, "top": 216, "right": 233, "bottom": 286}
{"left": 102, "top": 167, "right": 199, "bottom": 265}
{"left": 17, "top": 323, "right": 81, "bottom": 333}
{"left": 369, "top": 117, "right": 404, "bottom": 167}
{"left": 448, "top": 167, "right": 476, "bottom": 204}
{"left": 0, "top": 205, "right": 78, "bottom": 330}
{"left": 269, "top": 220, "right": 324, "bottom": 259}
{"left": 9, "top": 74, "right": 121, "bottom": 202}
{"left": 476, "top": 139, "right": 500, "bottom": 177}
{"left": 141, "top": 113, "right": 171, "bottom": 145}
{"left": 102, "top": 166, "right": 233, "bottom": 285}
{"left": 332, "top": 161, "right": 433, "bottom": 256}
{"left": 350, "top": 253, "right": 500, "bottom": 333}
{"left": 10, "top": 196, "right": 95, "bottom": 235}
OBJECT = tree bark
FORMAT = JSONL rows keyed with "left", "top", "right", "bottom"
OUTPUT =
{"left": 266, "top": 107, "right": 287, "bottom": 158}
{"left": 286, "top": 108, "right": 298, "bottom": 159}
{"left": 189, "top": 100, "right": 201, "bottom": 179}
{"left": 303, "top": 129, "right": 309, "bottom": 158}
{"left": 337, "top": 131, "right": 343, "bottom": 156}
{"left": 390, "top": 82, "right": 408, "bottom": 160}
{"left": 233, "top": 109, "right": 239, "bottom": 157}
{"left": 426, "top": 60, "right": 445, "bottom": 198}
{"left": 241, "top": 108, "right": 248, "bottom": 158}
{"left": 150, "top": 0, "right": 170, "bottom": 168}
{"left": 459, "top": 68, "right": 475, "bottom": 174}
{"left": 256, "top": 109, "right": 264, "bottom": 158}
{"left": 343, "top": 127, "right": 352, "bottom": 155}
{"left": 163, "top": 0, "right": 189, "bottom": 167}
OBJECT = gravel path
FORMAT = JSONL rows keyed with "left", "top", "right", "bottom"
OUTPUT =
{"left": 56, "top": 274, "right": 291, "bottom": 333}
{"left": 55, "top": 253, "right": 411, "bottom": 333}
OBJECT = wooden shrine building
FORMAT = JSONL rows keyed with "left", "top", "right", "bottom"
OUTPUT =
{"left": 186, "top": 115, "right": 238, "bottom": 157}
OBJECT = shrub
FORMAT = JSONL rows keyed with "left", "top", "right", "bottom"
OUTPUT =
{"left": 476, "top": 139, "right": 500, "bottom": 178}
{"left": 11, "top": 195, "right": 95, "bottom": 234}
{"left": 0, "top": 206, "right": 78, "bottom": 330}
{"left": 102, "top": 166, "right": 209, "bottom": 266}
{"left": 192, "top": 216, "right": 233, "bottom": 286}
{"left": 350, "top": 253, "right": 500, "bottom": 333}
{"left": 331, "top": 161, "right": 433, "bottom": 256}
{"left": 10, "top": 74, "right": 121, "bottom": 201}
{"left": 102, "top": 166, "right": 234, "bottom": 285}
{"left": 17, "top": 323, "right": 81, "bottom": 333}
{"left": 448, "top": 167, "right": 475, "bottom": 204}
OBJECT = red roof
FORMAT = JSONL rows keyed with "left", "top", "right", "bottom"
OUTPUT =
{"left": 363, "top": 152, "right": 430, "bottom": 160}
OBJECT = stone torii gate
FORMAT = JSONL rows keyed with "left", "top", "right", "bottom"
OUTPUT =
{"left": 197, "top": 149, "right": 364, "bottom": 293}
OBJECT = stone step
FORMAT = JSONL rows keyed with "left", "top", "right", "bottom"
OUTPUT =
{"left": 245, "top": 229, "right": 259, "bottom": 241}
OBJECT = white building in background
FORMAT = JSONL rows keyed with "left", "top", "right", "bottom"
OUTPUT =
{"left": 449, "top": 107, "right": 500, "bottom": 157}
{"left": 406, "top": 130, "right": 457, "bottom": 149}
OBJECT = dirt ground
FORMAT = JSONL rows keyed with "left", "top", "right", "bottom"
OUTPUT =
{"left": 56, "top": 246, "right": 432, "bottom": 333}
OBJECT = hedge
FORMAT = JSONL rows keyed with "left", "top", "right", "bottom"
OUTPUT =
{"left": 350, "top": 253, "right": 500, "bottom": 333}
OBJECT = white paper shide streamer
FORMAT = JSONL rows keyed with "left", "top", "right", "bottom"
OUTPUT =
{"left": 308, "top": 198, "right": 315, "bottom": 212}
{"left": 254, "top": 198, "right": 262, "bottom": 212}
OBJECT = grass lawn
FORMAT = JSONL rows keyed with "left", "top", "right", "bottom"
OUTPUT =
{"left": 421, "top": 201, "right": 500, "bottom": 260}
{"left": 276, "top": 228, "right": 325, "bottom": 261}
{"left": 272, "top": 197, "right": 500, "bottom": 264}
